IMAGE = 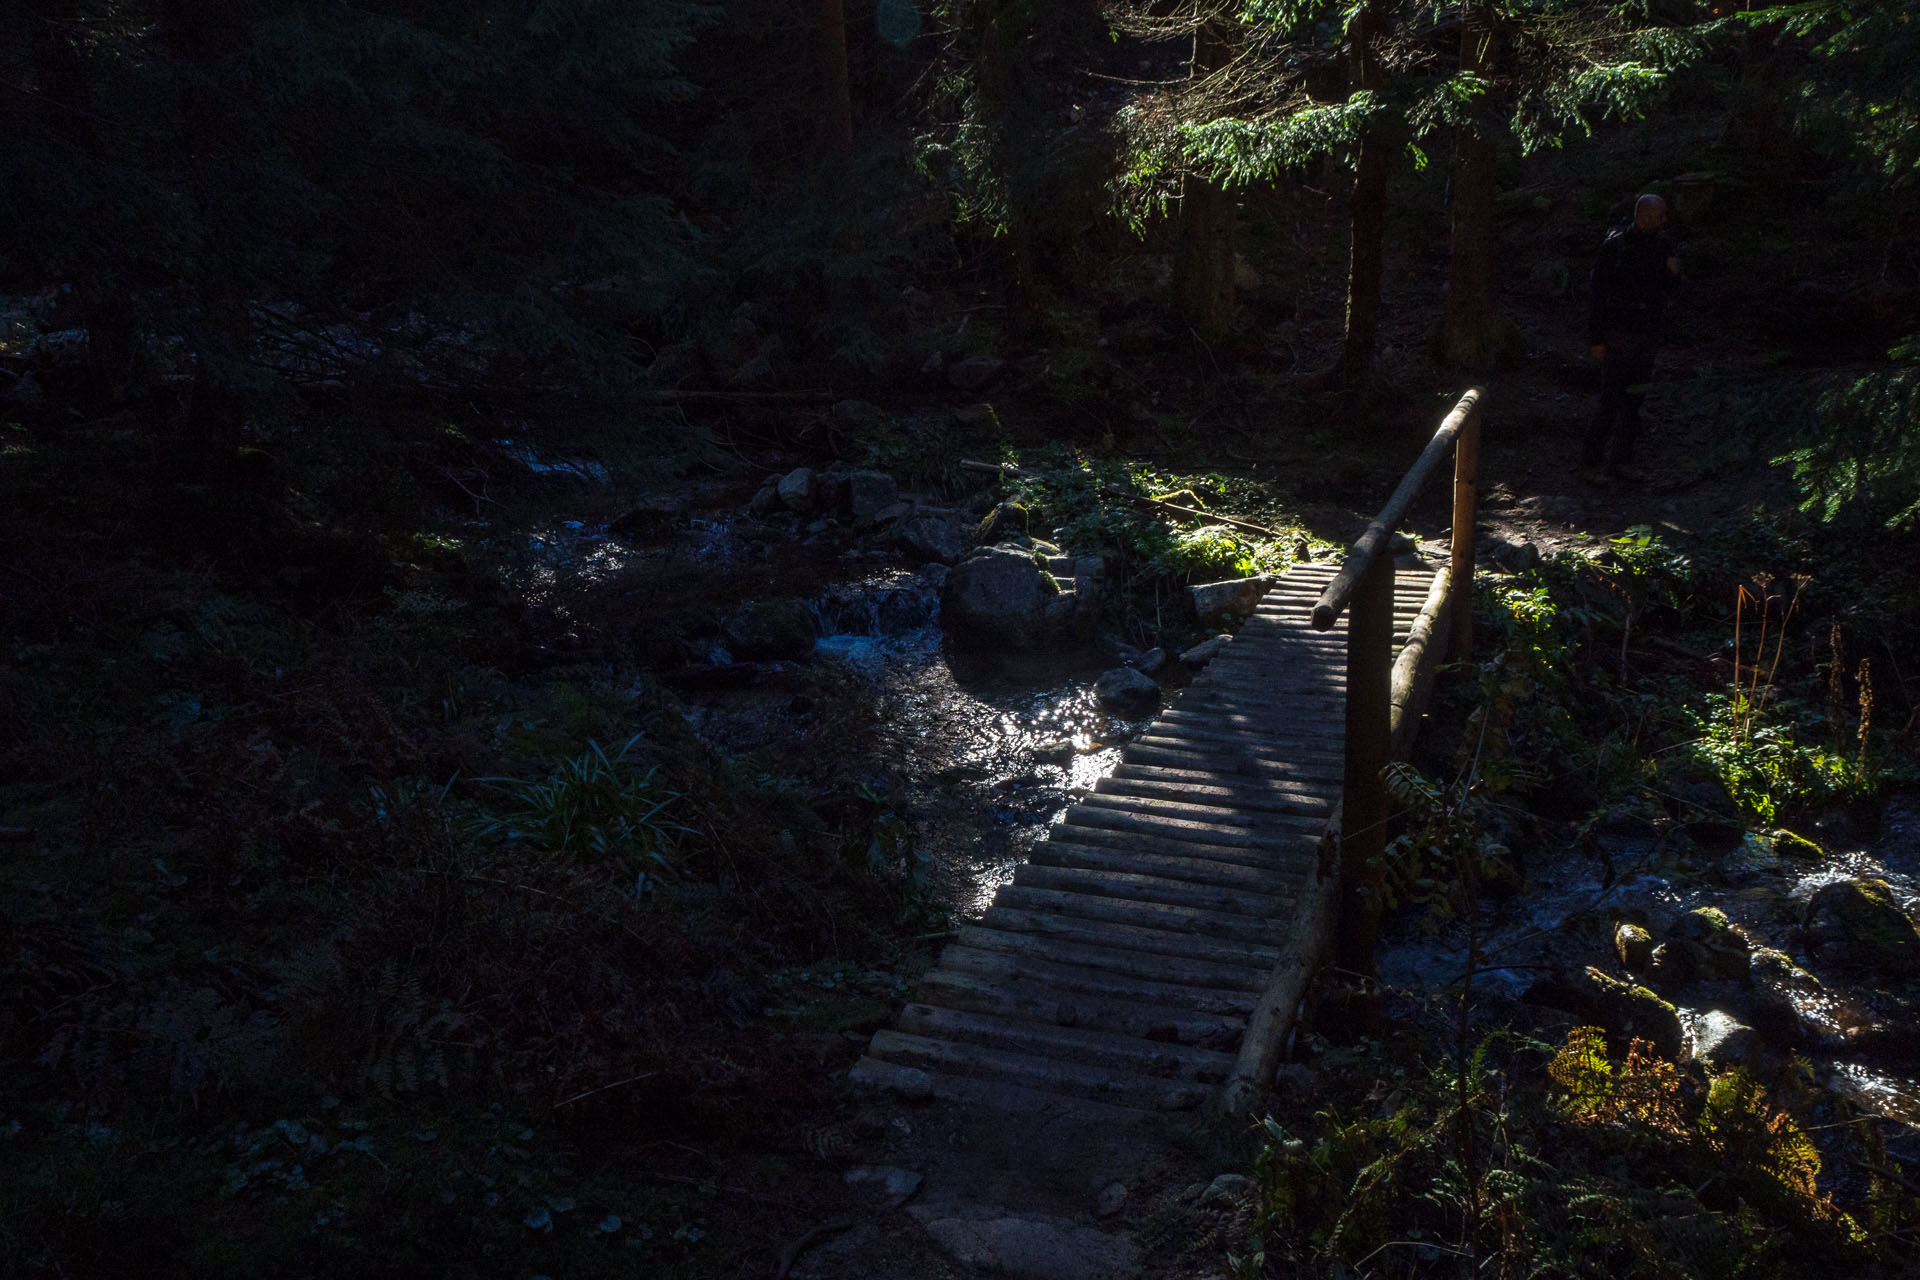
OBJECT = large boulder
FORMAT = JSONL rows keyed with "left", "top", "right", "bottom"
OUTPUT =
{"left": 1804, "top": 877, "right": 1920, "bottom": 976}
{"left": 1094, "top": 667, "right": 1160, "bottom": 718}
{"left": 895, "top": 510, "right": 972, "bottom": 566}
{"left": 1190, "top": 575, "right": 1275, "bottom": 622}
{"left": 941, "top": 546, "right": 1079, "bottom": 648}
{"left": 722, "top": 599, "right": 816, "bottom": 660}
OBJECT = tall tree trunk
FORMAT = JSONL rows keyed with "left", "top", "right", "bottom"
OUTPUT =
{"left": 818, "top": 0, "right": 854, "bottom": 164}
{"left": 1439, "top": 1, "right": 1502, "bottom": 369}
{"left": 1172, "top": 7, "right": 1238, "bottom": 339}
{"left": 1332, "top": 4, "right": 1387, "bottom": 386}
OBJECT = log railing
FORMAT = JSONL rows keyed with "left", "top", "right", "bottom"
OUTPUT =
{"left": 1315, "top": 387, "right": 1483, "bottom": 974}
{"left": 1214, "top": 389, "right": 1484, "bottom": 1117}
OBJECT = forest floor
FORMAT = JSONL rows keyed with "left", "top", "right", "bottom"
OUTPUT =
{"left": 5, "top": 120, "right": 1918, "bottom": 1278}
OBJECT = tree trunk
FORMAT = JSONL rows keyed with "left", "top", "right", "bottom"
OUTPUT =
{"left": 818, "top": 0, "right": 854, "bottom": 164}
{"left": 1439, "top": 1, "right": 1502, "bottom": 370}
{"left": 1332, "top": 4, "right": 1387, "bottom": 386}
{"left": 1172, "top": 5, "right": 1238, "bottom": 339}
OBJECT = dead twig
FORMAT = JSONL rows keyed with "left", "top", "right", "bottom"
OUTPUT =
{"left": 770, "top": 1220, "right": 853, "bottom": 1280}
{"left": 553, "top": 1070, "right": 659, "bottom": 1110}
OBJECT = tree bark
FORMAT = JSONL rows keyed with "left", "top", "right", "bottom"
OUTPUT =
{"left": 1439, "top": 1, "right": 1502, "bottom": 370}
{"left": 1172, "top": 5, "right": 1238, "bottom": 339}
{"left": 818, "top": 0, "right": 854, "bottom": 163}
{"left": 1332, "top": 4, "right": 1388, "bottom": 386}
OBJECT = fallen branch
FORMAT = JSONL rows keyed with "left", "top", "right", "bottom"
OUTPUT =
{"left": 959, "top": 459, "right": 1282, "bottom": 540}
{"left": 771, "top": 1220, "right": 853, "bottom": 1279}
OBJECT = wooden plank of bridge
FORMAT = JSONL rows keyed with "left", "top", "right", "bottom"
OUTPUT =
{"left": 851, "top": 559, "right": 1439, "bottom": 1114}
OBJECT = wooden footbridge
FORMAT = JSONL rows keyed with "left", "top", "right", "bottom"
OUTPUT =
{"left": 853, "top": 390, "right": 1486, "bottom": 1117}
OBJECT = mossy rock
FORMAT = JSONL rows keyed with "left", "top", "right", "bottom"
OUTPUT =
{"left": 1534, "top": 967, "right": 1684, "bottom": 1059}
{"left": 1772, "top": 829, "right": 1825, "bottom": 861}
{"left": 975, "top": 501, "right": 1028, "bottom": 545}
{"left": 1669, "top": 906, "right": 1752, "bottom": 982}
{"left": 1615, "top": 922, "right": 1655, "bottom": 974}
{"left": 1805, "top": 878, "right": 1920, "bottom": 977}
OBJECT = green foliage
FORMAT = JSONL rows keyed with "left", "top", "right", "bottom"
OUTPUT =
{"left": 477, "top": 736, "right": 686, "bottom": 877}
{"left": 1683, "top": 691, "right": 1856, "bottom": 822}
{"left": 1179, "top": 94, "right": 1383, "bottom": 187}
{"left": 1775, "top": 342, "right": 1920, "bottom": 531}
{"left": 1238, "top": 1030, "right": 1863, "bottom": 1277}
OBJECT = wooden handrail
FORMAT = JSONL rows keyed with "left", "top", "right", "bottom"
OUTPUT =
{"left": 1319, "top": 387, "right": 1483, "bottom": 976}
{"left": 1310, "top": 387, "right": 1484, "bottom": 632}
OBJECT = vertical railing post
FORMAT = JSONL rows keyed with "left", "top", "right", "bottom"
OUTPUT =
{"left": 1449, "top": 397, "right": 1482, "bottom": 660}
{"left": 1337, "top": 551, "right": 1394, "bottom": 976}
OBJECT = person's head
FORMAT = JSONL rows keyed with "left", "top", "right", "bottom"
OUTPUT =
{"left": 1633, "top": 193, "right": 1669, "bottom": 231}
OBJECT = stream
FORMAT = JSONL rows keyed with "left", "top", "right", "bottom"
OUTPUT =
{"left": 493, "top": 471, "right": 1920, "bottom": 1181}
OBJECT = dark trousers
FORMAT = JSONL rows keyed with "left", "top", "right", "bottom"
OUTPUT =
{"left": 1583, "top": 326, "right": 1659, "bottom": 467}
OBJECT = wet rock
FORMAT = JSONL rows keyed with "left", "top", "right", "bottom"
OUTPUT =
{"left": 896, "top": 509, "right": 972, "bottom": 565}
{"left": 608, "top": 496, "right": 685, "bottom": 543}
{"left": 1670, "top": 906, "right": 1752, "bottom": 982}
{"left": 1190, "top": 575, "right": 1275, "bottom": 622}
{"left": 847, "top": 470, "right": 899, "bottom": 520}
{"left": 777, "top": 467, "right": 818, "bottom": 514}
{"left": 747, "top": 482, "right": 780, "bottom": 517}
{"left": 1094, "top": 667, "right": 1160, "bottom": 718}
{"left": 871, "top": 501, "right": 913, "bottom": 525}
{"left": 942, "top": 546, "right": 1079, "bottom": 649}
{"left": 946, "top": 353, "right": 1005, "bottom": 391}
{"left": 1131, "top": 648, "right": 1168, "bottom": 675}
{"left": 845, "top": 1165, "right": 923, "bottom": 1207}
{"left": 1733, "top": 980, "right": 1806, "bottom": 1048}
{"left": 1526, "top": 967, "right": 1683, "bottom": 1059}
{"left": 1181, "top": 636, "right": 1231, "bottom": 666}
{"left": 1692, "top": 1010, "right": 1767, "bottom": 1072}
{"left": 722, "top": 599, "right": 815, "bottom": 661}
{"left": 1615, "top": 921, "right": 1655, "bottom": 974}
{"left": 1804, "top": 878, "right": 1920, "bottom": 976}
{"left": 1199, "top": 1174, "right": 1254, "bottom": 1208}
{"left": 1095, "top": 1182, "right": 1127, "bottom": 1218}
{"left": 975, "top": 500, "right": 1030, "bottom": 545}
{"left": 909, "top": 1206, "right": 1140, "bottom": 1280}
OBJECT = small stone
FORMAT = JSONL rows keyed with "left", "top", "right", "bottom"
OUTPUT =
{"left": 1181, "top": 636, "right": 1231, "bottom": 666}
{"left": 723, "top": 600, "right": 816, "bottom": 661}
{"left": 748, "top": 482, "right": 780, "bottom": 516}
{"left": 919, "top": 351, "right": 945, "bottom": 375}
{"left": 1094, "top": 666, "right": 1160, "bottom": 718}
{"left": 778, "top": 467, "right": 818, "bottom": 514}
{"left": 1095, "top": 1182, "right": 1127, "bottom": 1218}
{"left": 1614, "top": 921, "right": 1655, "bottom": 973}
{"left": 608, "top": 496, "right": 685, "bottom": 543}
{"left": 952, "top": 402, "right": 998, "bottom": 428}
{"left": 1130, "top": 647, "right": 1167, "bottom": 675}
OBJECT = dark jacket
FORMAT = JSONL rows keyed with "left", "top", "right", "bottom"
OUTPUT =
{"left": 1587, "top": 225, "right": 1680, "bottom": 344}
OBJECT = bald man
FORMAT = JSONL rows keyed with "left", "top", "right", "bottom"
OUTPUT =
{"left": 1582, "top": 194, "right": 1683, "bottom": 482}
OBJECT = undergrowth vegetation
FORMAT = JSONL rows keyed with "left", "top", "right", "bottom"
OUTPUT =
{"left": 0, "top": 409, "right": 940, "bottom": 1277}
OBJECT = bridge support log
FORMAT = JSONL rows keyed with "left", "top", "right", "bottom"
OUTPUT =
{"left": 1336, "top": 552, "right": 1394, "bottom": 976}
